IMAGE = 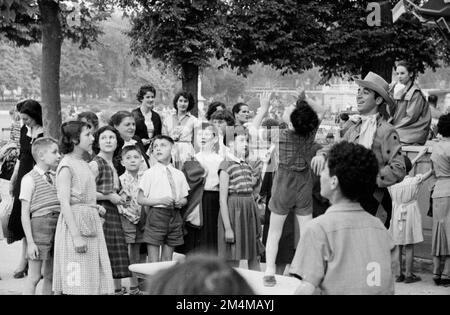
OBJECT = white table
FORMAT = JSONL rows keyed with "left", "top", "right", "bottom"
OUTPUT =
{"left": 129, "top": 262, "right": 301, "bottom": 295}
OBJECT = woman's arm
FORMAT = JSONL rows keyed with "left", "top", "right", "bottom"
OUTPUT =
{"left": 57, "top": 167, "right": 87, "bottom": 253}
{"left": 219, "top": 170, "right": 234, "bottom": 243}
{"left": 251, "top": 92, "right": 271, "bottom": 130}
{"left": 9, "top": 160, "right": 20, "bottom": 195}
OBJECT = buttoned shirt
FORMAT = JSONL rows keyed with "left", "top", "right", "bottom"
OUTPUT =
{"left": 290, "top": 202, "right": 396, "bottom": 295}
{"left": 162, "top": 112, "right": 198, "bottom": 143}
{"left": 139, "top": 162, "right": 190, "bottom": 208}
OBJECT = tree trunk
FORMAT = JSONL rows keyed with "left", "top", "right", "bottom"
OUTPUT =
{"left": 181, "top": 62, "right": 198, "bottom": 117}
{"left": 39, "top": 0, "right": 62, "bottom": 139}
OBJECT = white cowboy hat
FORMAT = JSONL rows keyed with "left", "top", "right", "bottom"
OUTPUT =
{"left": 355, "top": 72, "right": 395, "bottom": 109}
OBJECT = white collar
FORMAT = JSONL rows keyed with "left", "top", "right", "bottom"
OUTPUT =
{"left": 33, "top": 165, "right": 52, "bottom": 176}
{"left": 26, "top": 125, "right": 43, "bottom": 139}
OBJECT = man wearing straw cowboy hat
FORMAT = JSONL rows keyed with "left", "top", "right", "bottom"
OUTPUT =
{"left": 311, "top": 71, "right": 406, "bottom": 220}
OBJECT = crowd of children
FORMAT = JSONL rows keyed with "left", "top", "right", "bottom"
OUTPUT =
{"left": 1, "top": 76, "right": 450, "bottom": 295}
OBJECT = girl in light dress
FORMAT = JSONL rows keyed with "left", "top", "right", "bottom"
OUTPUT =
{"left": 53, "top": 121, "right": 114, "bottom": 295}
{"left": 388, "top": 147, "right": 432, "bottom": 284}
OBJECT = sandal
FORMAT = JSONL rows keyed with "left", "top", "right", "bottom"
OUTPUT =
{"left": 395, "top": 274, "right": 405, "bottom": 282}
{"left": 440, "top": 274, "right": 450, "bottom": 286}
{"left": 263, "top": 275, "right": 276, "bottom": 287}
{"left": 432, "top": 273, "right": 441, "bottom": 286}
{"left": 404, "top": 273, "right": 421, "bottom": 284}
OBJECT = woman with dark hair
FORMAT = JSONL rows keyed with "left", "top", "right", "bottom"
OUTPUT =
{"left": 7, "top": 99, "right": 44, "bottom": 278}
{"left": 389, "top": 60, "right": 431, "bottom": 145}
{"left": 205, "top": 101, "right": 226, "bottom": 122}
{"left": 89, "top": 126, "right": 131, "bottom": 294}
{"left": 232, "top": 102, "right": 250, "bottom": 127}
{"left": 77, "top": 111, "right": 99, "bottom": 133}
{"left": 148, "top": 254, "right": 254, "bottom": 295}
{"left": 131, "top": 85, "right": 163, "bottom": 151}
{"left": 53, "top": 121, "right": 114, "bottom": 295}
{"left": 162, "top": 91, "right": 199, "bottom": 169}
{"left": 109, "top": 111, "right": 149, "bottom": 175}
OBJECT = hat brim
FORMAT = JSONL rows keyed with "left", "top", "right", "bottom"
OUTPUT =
{"left": 355, "top": 79, "right": 395, "bottom": 109}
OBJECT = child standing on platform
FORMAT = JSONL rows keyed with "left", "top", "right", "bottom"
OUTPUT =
{"left": 89, "top": 126, "right": 131, "bottom": 295}
{"left": 389, "top": 147, "right": 432, "bottom": 284}
{"left": 218, "top": 126, "right": 264, "bottom": 270}
{"left": 21, "top": 138, "right": 60, "bottom": 295}
{"left": 252, "top": 92, "right": 321, "bottom": 286}
{"left": 53, "top": 121, "right": 114, "bottom": 295}
{"left": 138, "top": 135, "right": 189, "bottom": 262}
{"left": 117, "top": 145, "right": 145, "bottom": 295}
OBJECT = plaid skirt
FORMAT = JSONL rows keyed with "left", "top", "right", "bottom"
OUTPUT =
{"left": 99, "top": 200, "right": 131, "bottom": 279}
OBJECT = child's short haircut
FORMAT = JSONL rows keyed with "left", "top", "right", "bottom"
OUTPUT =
{"left": 291, "top": 100, "right": 319, "bottom": 136}
{"left": 31, "top": 137, "right": 58, "bottom": 160}
{"left": 122, "top": 144, "right": 142, "bottom": 157}
{"left": 327, "top": 141, "right": 379, "bottom": 202}
{"left": 152, "top": 135, "right": 175, "bottom": 148}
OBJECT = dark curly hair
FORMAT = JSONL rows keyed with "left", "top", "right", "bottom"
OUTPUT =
{"left": 136, "top": 85, "right": 156, "bottom": 103}
{"left": 60, "top": 120, "right": 90, "bottom": 154}
{"left": 437, "top": 113, "right": 450, "bottom": 137}
{"left": 327, "top": 141, "right": 379, "bottom": 202}
{"left": 92, "top": 125, "right": 124, "bottom": 157}
{"left": 291, "top": 99, "right": 319, "bottom": 136}
{"left": 77, "top": 111, "right": 99, "bottom": 131}
{"left": 148, "top": 254, "right": 254, "bottom": 295}
{"left": 173, "top": 91, "right": 195, "bottom": 113}
{"left": 210, "top": 109, "right": 235, "bottom": 126}
{"left": 206, "top": 102, "right": 226, "bottom": 121}
{"left": 110, "top": 111, "right": 134, "bottom": 128}
{"left": 232, "top": 103, "right": 248, "bottom": 119}
{"left": 18, "top": 99, "right": 43, "bottom": 126}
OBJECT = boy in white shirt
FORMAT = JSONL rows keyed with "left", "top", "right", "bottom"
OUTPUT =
{"left": 20, "top": 137, "right": 61, "bottom": 295}
{"left": 138, "top": 135, "right": 189, "bottom": 262}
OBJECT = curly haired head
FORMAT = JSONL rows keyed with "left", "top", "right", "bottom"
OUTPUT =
{"left": 60, "top": 120, "right": 90, "bottom": 154}
{"left": 291, "top": 100, "right": 319, "bottom": 136}
{"left": 136, "top": 85, "right": 156, "bottom": 103}
{"left": 92, "top": 125, "right": 124, "bottom": 157}
{"left": 206, "top": 102, "right": 226, "bottom": 121}
{"left": 148, "top": 255, "right": 254, "bottom": 295}
{"left": 327, "top": 141, "right": 379, "bottom": 202}
{"left": 173, "top": 91, "right": 195, "bottom": 113}
{"left": 437, "top": 113, "right": 450, "bottom": 137}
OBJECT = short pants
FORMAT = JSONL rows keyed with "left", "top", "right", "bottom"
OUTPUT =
{"left": 30, "top": 211, "right": 59, "bottom": 260}
{"left": 269, "top": 167, "right": 313, "bottom": 216}
{"left": 143, "top": 207, "right": 184, "bottom": 247}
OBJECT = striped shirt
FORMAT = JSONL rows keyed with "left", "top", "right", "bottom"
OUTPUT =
{"left": 218, "top": 158, "right": 255, "bottom": 194}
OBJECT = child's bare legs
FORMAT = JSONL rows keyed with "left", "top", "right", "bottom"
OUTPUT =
{"left": 432, "top": 256, "right": 441, "bottom": 275}
{"left": 264, "top": 213, "right": 288, "bottom": 276}
{"left": 147, "top": 244, "right": 160, "bottom": 262}
{"left": 161, "top": 245, "right": 174, "bottom": 261}
{"left": 295, "top": 214, "right": 312, "bottom": 239}
{"left": 248, "top": 256, "right": 260, "bottom": 271}
{"left": 24, "top": 260, "right": 42, "bottom": 295}
{"left": 404, "top": 245, "right": 415, "bottom": 277}
{"left": 114, "top": 279, "right": 122, "bottom": 292}
{"left": 15, "top": 238, "right": 28, "bottom": 274}
{"left": 398, "top": 245, "right": 404, "bottom": 276}
{"left": 129, "top": 244, "right": 141, "bottom": 289}
{"left": 41, "top": 259, "right": 53, "bottom": 295}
